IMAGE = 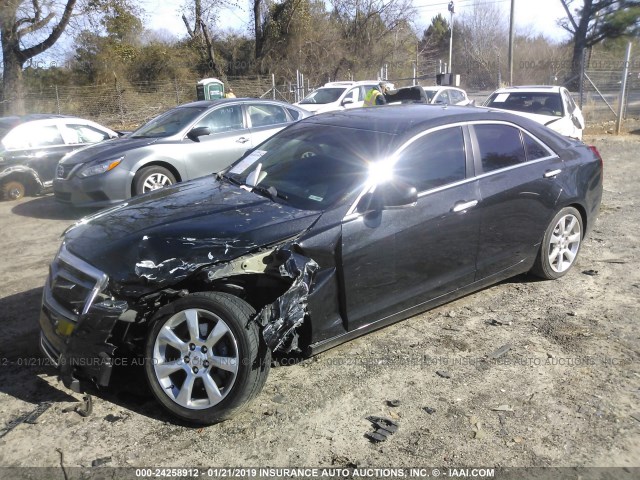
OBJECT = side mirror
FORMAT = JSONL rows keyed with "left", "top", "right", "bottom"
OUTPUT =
{"left": 187, "top": 126, "right": 210, "bottom": 142}
{"left": 342, "top": 97, "right": 355, "bottom": 105}
{"left": 357, "top": 181, "right": 418, "bottom": 214}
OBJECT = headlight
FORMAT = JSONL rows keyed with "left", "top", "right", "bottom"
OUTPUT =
{"left": 78, "top": 157, "right": 123, "bottom": 178}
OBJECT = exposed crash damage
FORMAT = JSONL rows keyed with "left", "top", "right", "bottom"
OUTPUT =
{"left": 40, "top": 105, "right": 602, "bottom": 424}
{"left": 254, "top": 250, "right": 318, "bottom": 353}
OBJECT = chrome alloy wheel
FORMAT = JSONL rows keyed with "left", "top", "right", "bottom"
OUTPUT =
{"left": 152, "top": 308, "right": 239, "bottom": 409}
{"left": 142, "top": 173, "right": 172, "bottom": 192}
{"left": 547, "top": 213, "right": 581, "bottom": 273}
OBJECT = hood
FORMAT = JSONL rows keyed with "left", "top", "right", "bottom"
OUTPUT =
{"left": 60, "top": 137, "right": 161, "bottom": 166}
{"left": 63, "top": 176, "right": 321, "bottom": 296}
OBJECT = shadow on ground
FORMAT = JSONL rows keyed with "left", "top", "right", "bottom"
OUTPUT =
{"left": 11, "top": 195, "right": 97, "bottom": 220}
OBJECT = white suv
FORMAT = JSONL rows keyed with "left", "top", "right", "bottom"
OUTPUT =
{"left": 484, "top": 86, "right": 585, "bottom": 139}
{"left": 295, "top": 81, "right": 385, "bottom": 114}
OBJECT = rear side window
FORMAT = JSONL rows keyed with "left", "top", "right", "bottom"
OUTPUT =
{"left": 523, "top": 133, "right": 550, "bottom": 161}
{"left": 474, "top": 124, "right": 525, "bottom": 173}
{"left": 286, "top": 107, "right": 302, "bottom": 120}
{"left": 63, "top": 124, "right": 111, "bottom": 144}
{"left": 197, "top": 105, "right": 244, "bottom": 133}
{"left": 394, "top": 126, "right": 466, "bottom": 191}
{"left": 248, "top": 104, "right": 288, "bottom": 128}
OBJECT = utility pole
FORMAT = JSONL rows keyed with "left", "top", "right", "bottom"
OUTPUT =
{"left": 508, "top": 0, "right": 515, "bottom": 85}
{"left": 448, "top": 1, "right": 455, "bottom": 73}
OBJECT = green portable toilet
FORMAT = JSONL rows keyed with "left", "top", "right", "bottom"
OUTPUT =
{"left": 196, "top": 78, "right": 225, "bottom": 100}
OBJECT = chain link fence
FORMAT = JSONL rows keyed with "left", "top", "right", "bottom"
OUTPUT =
{"left": 21, "top": 75, "right": 300, "bottom": 129}
{"left": 18, "top": 63, "right": 640, "bottom": 132}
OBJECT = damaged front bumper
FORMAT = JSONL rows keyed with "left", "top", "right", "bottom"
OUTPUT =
{"left": 39, "top": 246, "right": 125, "bottom": 392}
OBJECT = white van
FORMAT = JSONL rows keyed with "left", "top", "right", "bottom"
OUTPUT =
{"left": 295, "top": 81, "right": 388, "bottom": 114}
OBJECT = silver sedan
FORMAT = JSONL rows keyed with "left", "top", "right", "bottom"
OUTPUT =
{"left": 53, "top": 99, "right": 309, "bottom": 207}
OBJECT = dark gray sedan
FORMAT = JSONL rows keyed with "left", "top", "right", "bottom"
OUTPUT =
{"left": 53, "top": 99, "right": 309, "bottom": 207}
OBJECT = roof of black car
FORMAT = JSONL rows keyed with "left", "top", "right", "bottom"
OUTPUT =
{"left": 302, "top": 104, "right": 533, "bottom": 136}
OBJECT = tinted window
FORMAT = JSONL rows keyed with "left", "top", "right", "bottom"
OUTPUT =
{"left": 475, "top": 124, "right": 525, "bottom": 173}
{"left": 226, "top": 123, "right": 394, "bottom": 211}
{"left": 394, "top": 127, "right": 466, "bottom": 191}
{"left": 523, "top": 133, "right": 549, "bottom": 161}
{"left": 248, "top": 104, "right": 287, "bottom": 128}
{"left": 197, "top": 105, "right": 244, "bottom": 133}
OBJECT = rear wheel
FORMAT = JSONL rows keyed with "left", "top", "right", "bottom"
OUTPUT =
{"left": 1, "top": 180, "right": 26, "bottom": 201}
{"left": 144, "top": 292, "right": 270, "bottom": 424}
{"left": 133, "top": 166, "right": 175, "bottom": 196}
{"left": 532, "top": 206, "right": 583, "bottom": 280}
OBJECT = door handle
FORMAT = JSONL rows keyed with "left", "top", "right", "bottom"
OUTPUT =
{"left": 544, "top": 169, "right": 562, "bottom": 178}
{"left": 452, "top": 200, "right": 478, "bottom": 213}
{"left": 236, "top": 137, "right": 250, "bottom": 144}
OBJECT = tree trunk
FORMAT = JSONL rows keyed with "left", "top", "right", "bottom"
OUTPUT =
{"left": 1, "top": 52, "right": 25, "bottom": 116}
{"left": 254, "top": 0, "right": 263, "bottom": 61}
{"left": 566, "top": 0, "right": 593, "bottom": 91}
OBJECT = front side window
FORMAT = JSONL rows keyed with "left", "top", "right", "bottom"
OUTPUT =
{"left": 394, "top": 126, "right": 466, "bottom": 192}
{"left": 474, "top": 124, "right": 526, "bottom": 173}
{"left": 3, "top": 124, "right": 64, "bottom": 149}
{"left": 225, "top": 123, "right": 395, "bottom": 210}
{"left": 196, "top": 105, "right": 244, "bottom": 133}
{"left": 131, "top": 107, "right": 208, "bottom": 138}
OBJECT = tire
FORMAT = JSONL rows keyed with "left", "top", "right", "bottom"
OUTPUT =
{"left": 144, "top": 292, "right": 270, "bottom": 424}
{"left": 133, "top": 166, "right": 176, "bottom": 196}
{"left": 531, "top": 206, "right": 583, "bottom": 280}
{"left": 1, "top": 180, "right": 26, "bottom": 201}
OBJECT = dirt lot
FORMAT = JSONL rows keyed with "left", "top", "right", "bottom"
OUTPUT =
{"left": 0, "top": 132, "right": 639, "bottom": 474}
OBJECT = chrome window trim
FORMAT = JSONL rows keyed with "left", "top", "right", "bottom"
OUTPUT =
{"left": 343, "top": 120, "right": 558, "bottom": 222}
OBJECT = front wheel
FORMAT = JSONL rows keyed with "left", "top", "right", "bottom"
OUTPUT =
{"left": 531, "top": 206, "right": 583, "bottom": 280}
{"left": 133, "top": 166, "right": 176, "bottom": 196}
{"left": 144, "top": 292, "right": 270, "bottom": 424}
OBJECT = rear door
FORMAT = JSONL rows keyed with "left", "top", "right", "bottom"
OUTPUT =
{"left": 246, "top": 102, "right": 293, "bottom": 146}
{"left": 471, "top": 122, "right": 564, "bottom": 280}
{"left": 341, "top": 125, "right": 481, "bottom": 330}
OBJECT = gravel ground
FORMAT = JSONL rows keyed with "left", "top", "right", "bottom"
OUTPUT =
{"left": 0, "top": 131, "right": 638, "bottom": 474}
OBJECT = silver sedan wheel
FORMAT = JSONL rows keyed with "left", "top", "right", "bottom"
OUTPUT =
{"left": 547, "top": 213, "right": 581, "bottom": 273}
{"left": 152, "top": 308, "right": 239, "bottom": 410}
{"left": 142, "top": 173, "right": 172, "bottom": 192}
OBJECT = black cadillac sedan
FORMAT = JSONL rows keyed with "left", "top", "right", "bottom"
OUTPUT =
{"left": 39, "top": 105, "right": 603, "bottom": 424}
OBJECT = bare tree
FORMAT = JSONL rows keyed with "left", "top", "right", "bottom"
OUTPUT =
{"left": 182, "top": 0, "right": 226, "bottom": 78}
{"left": 1, "top": 0, "right": 77, "bottom": 115}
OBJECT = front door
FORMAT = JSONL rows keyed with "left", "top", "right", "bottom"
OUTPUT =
{"left": 341, "top": 125, "right": 481, "bottom": 331}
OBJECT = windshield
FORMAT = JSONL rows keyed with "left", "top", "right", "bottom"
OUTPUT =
{"left": 484, "top": 92, "right": 564, "bottom": 117}
{"left": 225, "top": 123, "right": 396, "bottom": 211}
{"left": 299, "top": 88, "right": 346, "bottom": 105}
{"left": 131, "top": 107, "right": 209, "bottom": 138}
